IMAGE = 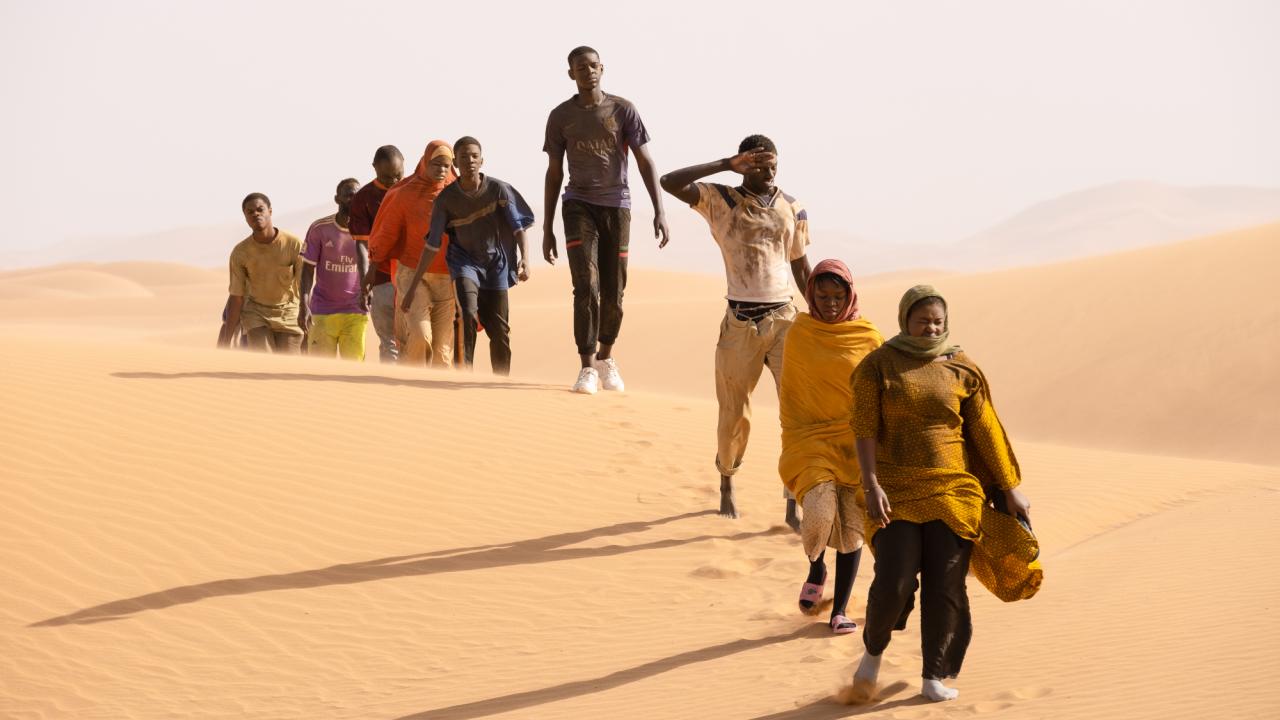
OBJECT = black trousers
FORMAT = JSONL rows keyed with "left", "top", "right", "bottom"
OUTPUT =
{"left": 455, "top": 278, "right": 511, "bottom": 375}
{"left": 863, "top": 520, "right": 974, "bottom": 680}
{"left": 563, "top": 199, "right": 629, "bottom": 356}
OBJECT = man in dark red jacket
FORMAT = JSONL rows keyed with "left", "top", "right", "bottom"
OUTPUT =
{"left": 351, "top": 145, "right": 404, "bottom": 363}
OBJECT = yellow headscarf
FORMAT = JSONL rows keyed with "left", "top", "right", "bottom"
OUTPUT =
{"left": 884, "top": 284, "right": 962, "bottom": 359}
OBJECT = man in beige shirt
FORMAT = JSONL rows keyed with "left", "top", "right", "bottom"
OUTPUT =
{"left": 661, "top": 135, "right": 812, "bottom": 527}
{"left": 218, "top": 192, "right": 305, "bottom": 353}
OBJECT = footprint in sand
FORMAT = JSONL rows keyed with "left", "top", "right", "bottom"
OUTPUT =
{"left": 884, "top": 654, "right": 910, "bottom": 669}
{"left": 995, "top": 687, "right": 1054, "bottom": 701}
{"left": 971, "top": 700, "right": 1016, "bottom": 713}
{"left": 690, "top": 557, "right": 773, "bottom": 579}
{"left": 837, "top": 679, "right": 910, "bottom": 707}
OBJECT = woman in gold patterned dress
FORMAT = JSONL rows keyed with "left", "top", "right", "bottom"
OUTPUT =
{"left": 849, "top": 285, "right": 1032, "bottom": 703}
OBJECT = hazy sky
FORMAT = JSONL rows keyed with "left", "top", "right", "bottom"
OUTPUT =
{"left": 2, "top": 0, "right": 1277, "bottom": 252}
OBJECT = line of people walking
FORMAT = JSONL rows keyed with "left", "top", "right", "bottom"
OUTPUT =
{"left": 217, "top": 45, "right": 661, "bottom": 390}
{"left": 213, "top": 44, "right": 1040, "bottom": 705}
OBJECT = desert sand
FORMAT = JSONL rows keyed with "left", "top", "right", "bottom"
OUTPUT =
{"left": 2, "top": 222, "right": 1278, "bottom": 719}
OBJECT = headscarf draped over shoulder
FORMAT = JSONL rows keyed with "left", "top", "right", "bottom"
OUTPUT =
{"left": 366, "top": 140, "right": 457, "bottom": 268}
{"left": 883, "top": 284, "right": 962, "bottom": 359}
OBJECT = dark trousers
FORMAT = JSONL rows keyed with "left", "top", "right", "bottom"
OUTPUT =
{"left": 562, "top": 199, "right": 629, "bottom": 356}
{"left": 455, "top": 278, "right": 511, "bottom": 375}
{"left": 863, "top": 520, "right": 974, "bottom": 680}
{"left": 244, "top": 327, "right": 303, "bottom": 354}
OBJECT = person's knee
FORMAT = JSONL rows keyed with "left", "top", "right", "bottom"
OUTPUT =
{"left": 881, "top": 573, "right": 918, "bottom": 603}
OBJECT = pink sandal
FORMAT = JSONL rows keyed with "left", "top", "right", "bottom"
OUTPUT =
{"left": 830, "top": 614, "right": 857, "bottom": 634}
{"left": 798, "top": 569, "right": 827, "bottom": 614}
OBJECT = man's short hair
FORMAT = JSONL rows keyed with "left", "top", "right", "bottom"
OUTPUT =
{"left": 738, "top": 134, "right": 777, "bottom": 155}
{"left": 453, "top": 136, "right": 482, "bottom": 154}
{"left": 372, "top": 145, "right": 403, "bottom": 164}
{"left": 568, "top": 46, "right": 599, "bottom": 65}
{"left": 337, "top": 178, "right": 360, "bottom": 193}
{"left": 241, "top": 192, "right": 271, "bottom": 210}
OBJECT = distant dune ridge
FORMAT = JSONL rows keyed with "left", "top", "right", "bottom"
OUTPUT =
{"left": 953, "top": 180, "right": 1280, "bottom": 268}
{"left": 1, "top": 222, "right": 1277, "bottom": 718}
{"left": 10, "top": 181, "right": 1279, "bottom": 276}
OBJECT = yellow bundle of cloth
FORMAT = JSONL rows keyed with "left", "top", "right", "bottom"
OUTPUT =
{"left": 970, "top": 494, "right": 1043, "bottom": 602}
{"left": 965, "top": 375, "right": 1043, "bottom": 602}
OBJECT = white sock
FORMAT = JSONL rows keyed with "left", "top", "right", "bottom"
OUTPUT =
{"left": 922, "top": 678, "right": 959, "bottom": 702}
{"left": 854, "top": 651, "right": 881, "bottom": 683}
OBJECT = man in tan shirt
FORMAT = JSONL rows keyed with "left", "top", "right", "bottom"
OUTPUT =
{"left": 660, "top": 135, "right": 811, "bottom": 526}
{"left": 218, "top": 192, "right": 305, "bottom": 353}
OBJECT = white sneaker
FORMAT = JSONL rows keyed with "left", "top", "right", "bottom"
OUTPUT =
{"left": 595, "top": 358, "right": 625, "bottom": 392}
{"left": 572, "top": 367, "right": 599, "bottom": 395}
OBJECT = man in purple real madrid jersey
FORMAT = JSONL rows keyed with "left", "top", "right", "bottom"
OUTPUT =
{"left": 301, "top": 178, "right": 369, "bottom": 361}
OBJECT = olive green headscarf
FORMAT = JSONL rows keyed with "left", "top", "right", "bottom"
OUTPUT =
{"left": 884, "top": 284, "right": 962, "bottom": 359}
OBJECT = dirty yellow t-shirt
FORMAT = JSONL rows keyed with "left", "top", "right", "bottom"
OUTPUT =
{"left": 691, "top": 183, "right": 809, "bottom": 303}
{"left": 228, "top": 229, "right": 303, "bottom": 307}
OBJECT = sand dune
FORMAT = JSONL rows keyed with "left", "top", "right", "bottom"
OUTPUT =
{"left": 1, "top": 336, "right": 1276, "bottom": 719}
{"left": 1, "top": 220, "right": 1274, "bottom": 464}
{"left": 1, "top": 222, "right": 1276, "bottom": 718}
{"left": 955, "top": 180, "right": 1280, "bottom": 269}
{"left": 0, "top": 267, "right": 155, "bottom": 300}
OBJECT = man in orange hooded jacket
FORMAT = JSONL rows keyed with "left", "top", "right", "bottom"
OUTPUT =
{"left": 366, "top": 140, "right": 458, "bottom": 367}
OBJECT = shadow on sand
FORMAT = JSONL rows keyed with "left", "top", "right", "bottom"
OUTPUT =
{"left": 112, "top": 370, "right": 558, "bottom": 392}
{"left": 31, "top": 511, "right": 787, "bottom": 628}
{"left": 747, "top": 681, "right": 925, "bottom": 719}
{"left": 395, "top": 623, "right": 834, "bottom": 720}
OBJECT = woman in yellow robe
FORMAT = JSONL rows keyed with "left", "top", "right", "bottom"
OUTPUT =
{"left": 850, "top": 285, "right": 1031, "bottom": 703}
{"left": 778, "top": 259, "right": 883, "bottom": 634}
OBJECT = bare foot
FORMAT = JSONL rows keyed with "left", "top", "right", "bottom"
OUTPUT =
{"left": 719, "top": 475, "right": 738, "bottom": 519}
{"left": 922, "top": 678, "right": 959, "bottom": 702}
{"left": 785, "top": 498, "right": 800, "bottom": 533}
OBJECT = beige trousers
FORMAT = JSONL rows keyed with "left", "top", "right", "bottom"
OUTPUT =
{"left": 395, "top": 266, "right": 455, "bottom": 367}
{"left": 801, "top": 481, "right": 866, "bottom": 561}
{"left": 714, "top": 302, "right": 797, "bottom": 476}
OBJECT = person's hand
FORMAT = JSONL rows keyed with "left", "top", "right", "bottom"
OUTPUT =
{"left": 1003, "top": 487, "right": 1032, "bottom": 522}
{"left": 542, "top": 228, "right": 558, "bottom": 265}
{"left": 298, "top": 307, "right": 312, "bottom": 332}
{"left": 361, "top": 267, "right": 379, "bottom": 296}
{"left": 517, "top": 258, "right": 530, "bottom": 282}
{"left": 728, "top": 148, "right": 775, "bottom": 175}
{"left": 400, "top": 289, "right": 416, "bottom": 313}
{"left": 865, "top": 481, "right": 892, "bottom": 529}
{"left": 654, "top": 212, "right": 670, "bottom": 249}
